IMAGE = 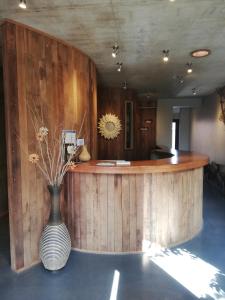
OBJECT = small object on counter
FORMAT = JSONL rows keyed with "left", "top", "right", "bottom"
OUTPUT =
{"left": 96, "top": 162, "right": 115, "bottom": 166}
{"left": 79, "top": 145, "right": 91, "bottom": 162}
{"left": 116, "top": 160, "right": 131, "bottom": 166}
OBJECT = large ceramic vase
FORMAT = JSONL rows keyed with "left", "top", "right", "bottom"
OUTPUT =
{"left": 40, "top": 185, "right": 71, "bottom": 271}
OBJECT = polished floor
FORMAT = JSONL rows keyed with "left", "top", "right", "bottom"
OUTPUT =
{"left": 0, "top": 183, "right": 225, "bottom": 300}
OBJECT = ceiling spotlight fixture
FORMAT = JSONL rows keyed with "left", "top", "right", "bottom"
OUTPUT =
{"left": 163, "top": 50, "right": 170, "bottom": 62}
{"left": 122, "top": 81, "right": 127, "bottom": 90}
{"left": 19, "top": 0, "right": 27, "bottom": 9}
{"left": 169, "top": 0, "right": 175, "bottom": 2}
{"left": 112, "top": 44, "right": 119, "bottom": 58}
{"left": 176, "top": 75, "right": 184, "bottom": 84}
{"left": 116, "top": 62, "right": 123, "bottom": 72}
{"left": 186, "top": 62, "right": 193, "bottom": 74}
{"left": 192, "top": 88, "right": 197, "bottom": 95}
{"left": 191, "top": 49, "right": 211, "bottom": 58}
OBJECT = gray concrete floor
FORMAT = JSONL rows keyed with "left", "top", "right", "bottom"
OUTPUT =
{"left": 0, "top": 183, "right": 225, "bottom": 300}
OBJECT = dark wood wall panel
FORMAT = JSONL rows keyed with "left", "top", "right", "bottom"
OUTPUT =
{"left": 97, "top": 87, "right": 156, "bottom": 160}
{"left": 2, "top": 20, "right": 97, "bottom": 271}
{"left": 97, "top": 87, "right": 136, "bottom": 160}
{"left": 0, "top": 67, "right": 8, "bottom": 218}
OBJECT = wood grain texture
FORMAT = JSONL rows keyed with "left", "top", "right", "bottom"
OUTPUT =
{"left": 2, "top": 20, "right": 97, "bottom": 271}
{"left": 97, "top": 87, "right": 157, "bottom": 160}
{"left": 68, "top": 151, "right": 208, "bottom": 174}
{"left": 0, "top": 67, "right": 8, "bottom": 218}
{"left": 66, "top": 167, "right": 204, "bottom": 252}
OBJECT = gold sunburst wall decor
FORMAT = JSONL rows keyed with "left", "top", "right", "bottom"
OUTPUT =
{"left": 98, "top": 113, "right": 122, "bottom": 139}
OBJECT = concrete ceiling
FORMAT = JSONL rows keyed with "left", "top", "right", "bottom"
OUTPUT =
{"left": 1, "top": 0, "right": 225, "bottom": 97}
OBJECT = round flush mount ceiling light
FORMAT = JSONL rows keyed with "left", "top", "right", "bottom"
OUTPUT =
{"left": 191, "top": 49, "right": 211, "bottom": 58}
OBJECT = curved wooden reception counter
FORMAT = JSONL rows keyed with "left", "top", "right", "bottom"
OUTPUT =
{"left": 65, "top": 151, "right": 208, "bottom": 253}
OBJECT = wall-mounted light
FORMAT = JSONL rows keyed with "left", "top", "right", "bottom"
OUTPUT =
{"left": 116, "top": 62, "right": 123, "bottom": 72}
{"left": 169, "top": 0, "right": 176, "bottom": 2}
{"left": 163, "top": 50, "right": 170, "bottom": 63}
{"left": 112, "top": 44, "right": 119, "bottom": 58}
{"left": 122, "top": 81, "right": 127, "bottom": 90}
{"left": 19, "top": 0, "right": 27, "bottom": 9}
{"left": 186, "top": 62, "right": 193, "bottom": 74}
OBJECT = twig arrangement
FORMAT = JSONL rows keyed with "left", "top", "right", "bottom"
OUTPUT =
{"left": 217, "top": 88, "right": 225, "bottom": 124}
{"left": 28, "top": 99, "right": 86, "bottom": 186}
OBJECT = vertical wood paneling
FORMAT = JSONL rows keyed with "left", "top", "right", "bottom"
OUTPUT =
{"left": 74, "top": 173, "right": 81, "bottom": 249}
{"left": 0, "top": 67, "right": 8, "bottom": 218}
{"left": 135, "top": 174, "right": 145, "bottom": 250}
{"left": 67, "top": 168, "right": 203, "bottom": 253}
{"left": 121, "top": 175, "right": 130, "bottom": 251}
{"left": 97, "top": 174, "right": 108, "bottom": 251}
{"left": 2, "top": 22, "right": 24, "bottom": 270}
{"left": 114, "top": 175, "right": 123, "bottom": 251}
{"left": 107, "top": 175, "right": 115, "bottom": 251}
{"left": 129, "top": 175, "right": 137, "bottom": 251}
{"left": 2, "top": 20, "right": 97, "bottom": 271}
{"left": 80, "top": 174, "right": 87, "bottom": 249}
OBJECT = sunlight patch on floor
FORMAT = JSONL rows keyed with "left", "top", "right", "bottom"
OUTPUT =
{"left": 150, "top": 248, "right": 225, "bottom": 299}
{"left": 109, "top": 270, "right": 120, "bottom": 300}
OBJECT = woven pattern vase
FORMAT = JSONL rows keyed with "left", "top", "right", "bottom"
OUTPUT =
{"left": 40, "top": 185, "right": 71, "bottom": 271}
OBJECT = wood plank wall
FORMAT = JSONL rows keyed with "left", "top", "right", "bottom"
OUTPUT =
{"left": 0, "top": 67, "right": 8, "bottom": 218}
{"left": 2, "top": 20, "right": 97, "bottom": 271}
{"left": 66, "top": 168, "right": 203, "bottom": 252}
{"left": 97, "top": 87, "right": 156, "bottom": 160}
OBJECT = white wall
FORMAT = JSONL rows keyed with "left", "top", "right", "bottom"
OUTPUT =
{"left": 157, "top": 98, "right": 202, "bottom": 149}
{"left": 191, "top": 93, "right": 225, "bottom": 164}
{"left": 179, "top": 108, "right": 191, "bottom": 151}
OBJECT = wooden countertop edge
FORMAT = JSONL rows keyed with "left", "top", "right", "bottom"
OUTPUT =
{"left": 68, "top": 151, "right": 209, "bottom": 174}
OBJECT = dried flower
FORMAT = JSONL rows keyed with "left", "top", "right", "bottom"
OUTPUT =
{"left": 39, "top": 127, "right": 48, "bottom": 137}
{"left": 29, "top": 153, "right": 39, "bottom": 164}
{"left": 67, "top": 145, "right": 76, "bottom": 155}
{"left": 27, "top": 99, "right": 86, "bottom": 185}
{"left": 36, "top": 132, "right": 44, "bottom": 142}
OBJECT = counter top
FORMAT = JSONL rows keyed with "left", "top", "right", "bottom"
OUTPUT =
{"left": 69, "top": 150, "right": 208, "bottom": 174}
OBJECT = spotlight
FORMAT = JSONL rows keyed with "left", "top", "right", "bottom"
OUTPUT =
{"left": 19, "top": 0, "right": 27, "bottom": 9}
{"left": 112, "top": 44, "right": 119, "bottom": 58}
{"left": 186, "top": 62, "right": 193, "bottom": 74}
{"left": 122, "top": 81, "right": 127, "bottom": 90}
{"left": 192, "top": 88, "right": 197, "bottom": 95}
{"left": 177, "top": 75, "right": 184, "bottom": 84}
{"left": 163, "top": 50, "right": 169, "bottom": 63}
{"left": 169, "top": 0, "right": 175, "bottom": 2}
{"left": 116, "top": 62, "right": 123, "bottom": 72}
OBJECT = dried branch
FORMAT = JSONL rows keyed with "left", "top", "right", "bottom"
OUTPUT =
{"left": 27, "top": 98, "right": 86, "bottom": 186}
